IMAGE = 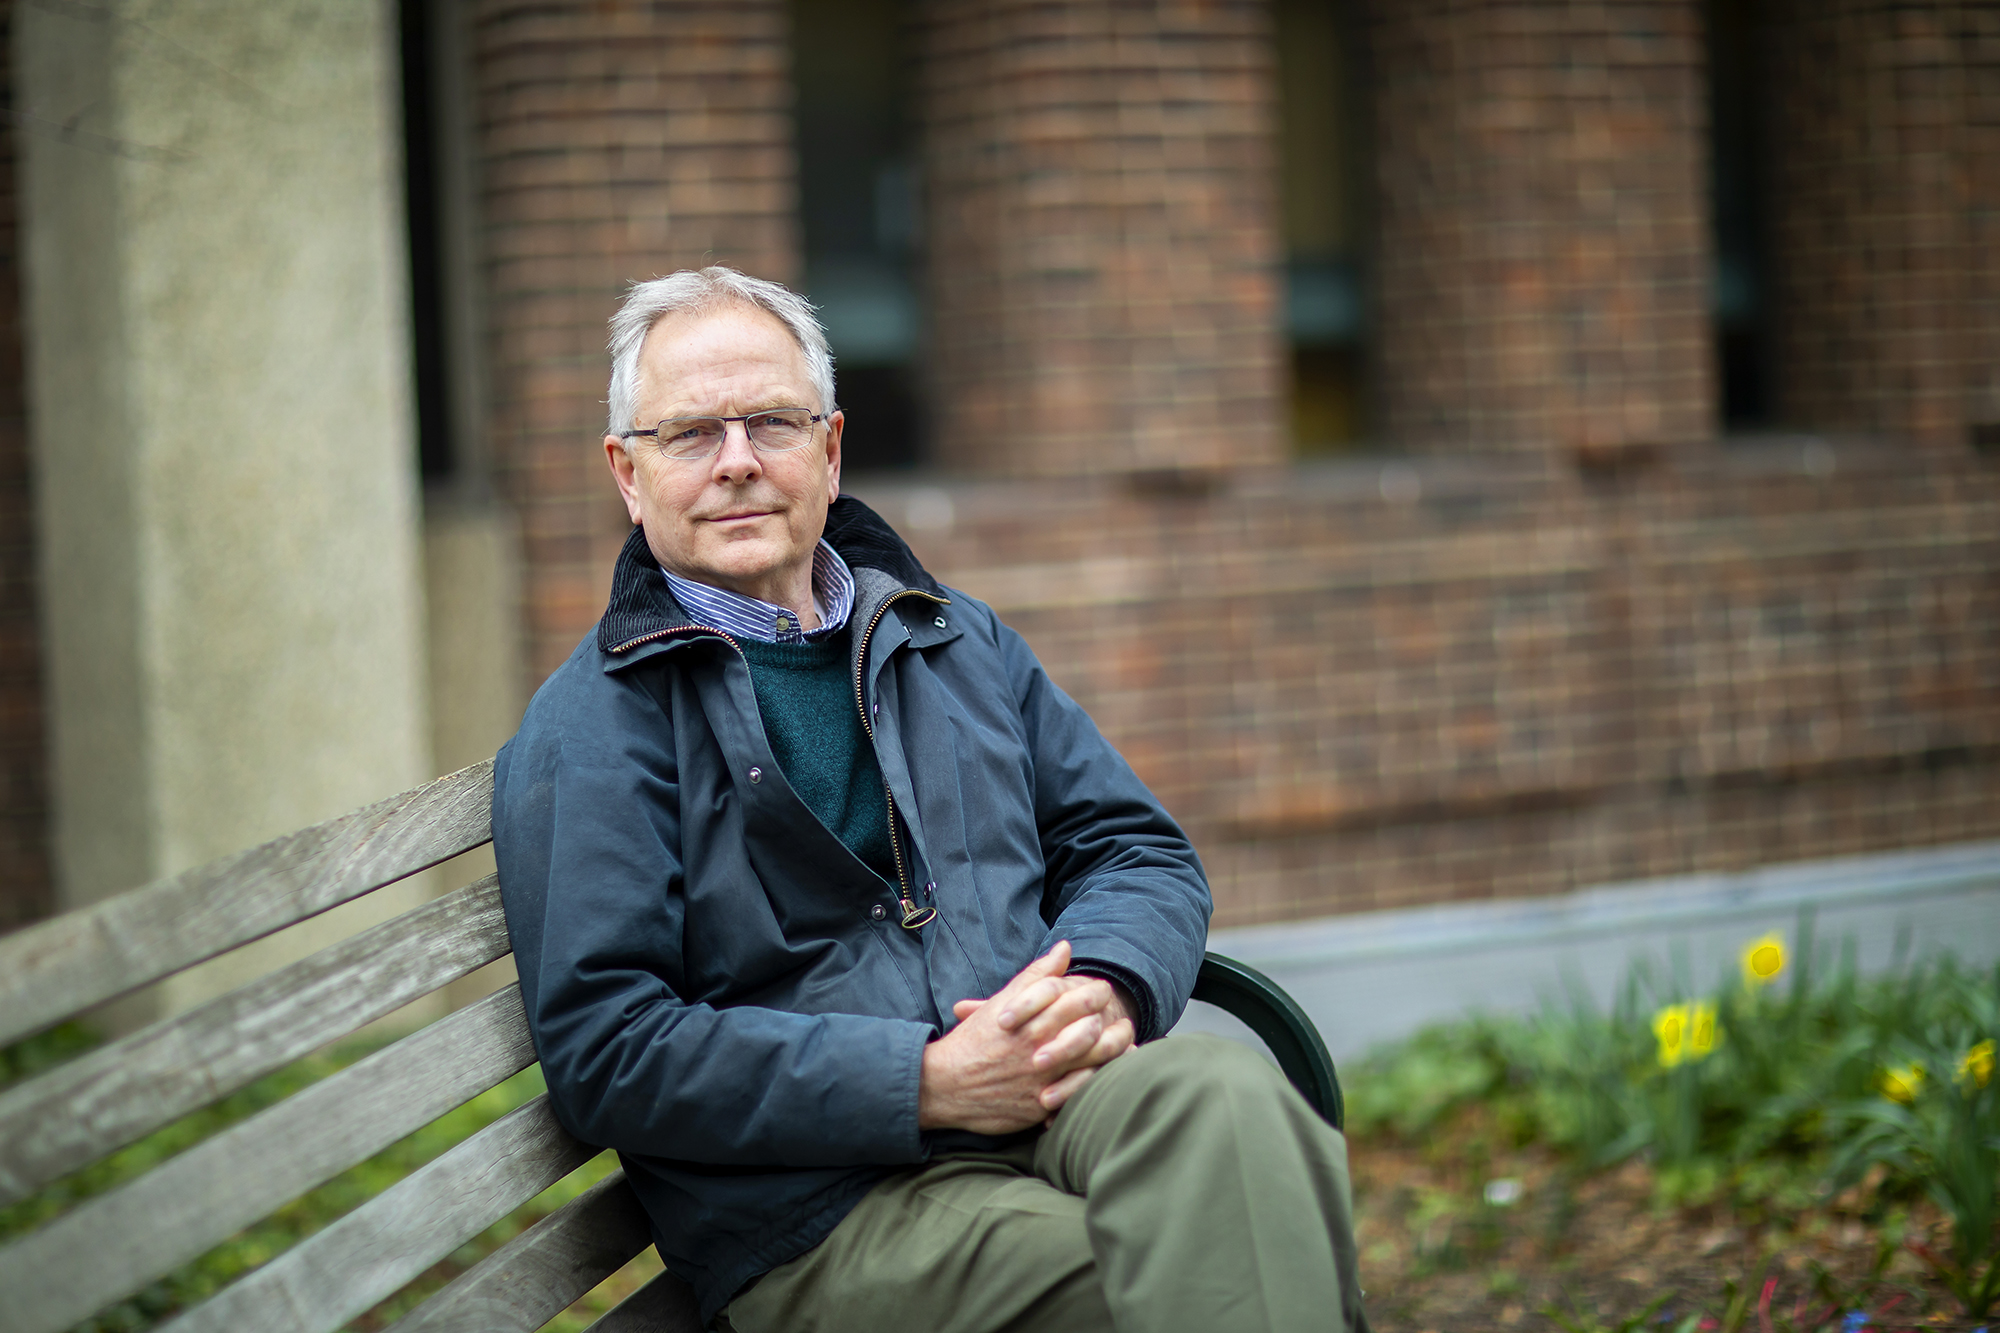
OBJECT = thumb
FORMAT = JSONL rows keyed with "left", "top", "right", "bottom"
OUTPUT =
{"left": 952, "top": 998, "right": 983, "bottom": 1020}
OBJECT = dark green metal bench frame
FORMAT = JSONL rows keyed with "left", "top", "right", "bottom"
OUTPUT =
{"left": 1194, "top": 953, "right": 1344, "bottom": 1130}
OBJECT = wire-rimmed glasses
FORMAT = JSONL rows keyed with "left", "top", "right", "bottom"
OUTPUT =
{"left": 618, "top": 409, "right": 829, "bottom": 462}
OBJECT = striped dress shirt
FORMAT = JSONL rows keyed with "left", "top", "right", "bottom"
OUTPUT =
{"left": 661, "top": 540, "right": 857, "bottom": 644}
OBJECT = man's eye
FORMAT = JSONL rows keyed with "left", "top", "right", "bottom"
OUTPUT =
{"left": 668, "top": 424, "right": 713, "bottom": 442}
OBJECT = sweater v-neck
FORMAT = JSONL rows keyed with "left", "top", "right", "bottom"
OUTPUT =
{"left": 736, "top": 635, "right": 896, "bottom": 884}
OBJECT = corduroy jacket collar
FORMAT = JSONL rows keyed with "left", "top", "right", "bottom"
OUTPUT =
{"left": 597, "top": 495, "right": 943, "bottom": 656}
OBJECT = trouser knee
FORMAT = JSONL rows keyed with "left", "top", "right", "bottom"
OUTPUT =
{"left": 1129, "top": 1032, "right": 1300, "bottom": 1095}
{"left": 1098, "top": 1033, "right": 1326, "bottom": 1135}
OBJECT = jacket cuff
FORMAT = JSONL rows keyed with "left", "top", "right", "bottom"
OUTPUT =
{"left": 1069, "top": 959, "right": 1159, "bottom": 1043}
{"left": 892, "top": 1019, "right": 937, "bottom": 1161}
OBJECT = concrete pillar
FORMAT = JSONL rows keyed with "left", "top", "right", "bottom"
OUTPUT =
{"left": 1766, "top": 0, "right": 2000, "bottom": 448}
{"left": 16, "top": 0, "right": 432, "bottom": 1015}
{"left": 1368, "top": 0, "right": 1713, "bottom": 458}
{"left": 472, "top": 0, "right": 802, "bottom": 681}
{"left": 918, "top": 0, "right": 1287, "bottom": 479}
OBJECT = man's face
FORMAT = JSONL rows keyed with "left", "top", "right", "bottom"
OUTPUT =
{"left": 605, "top": 303, "right": 843, "bottom": 608}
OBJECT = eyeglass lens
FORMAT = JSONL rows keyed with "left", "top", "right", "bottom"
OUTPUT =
{"left": 657, "top": 410, "right": 815, "bottom": 459}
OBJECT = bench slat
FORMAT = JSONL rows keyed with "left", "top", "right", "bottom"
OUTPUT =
{"left": 0, "top": 985, "right": 536, "bottom": 1333}
{"left": 385, "top": 1170, "right": 652, "bottom": 1333}
{"left": 0, "top": 874, "right": 510, "bottom": 1205}
{"left": 0, "top": 760, "right": 496, "bottom": 1047}
{"left": 157, "top": 1094, "right": 595, "bottom": 1333}
{"left": 591, "top": 1270, "right": 706, "bottom": 1333}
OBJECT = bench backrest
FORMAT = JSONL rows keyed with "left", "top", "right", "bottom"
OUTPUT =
{"left": 0, "top": 762, "right": 700, "bottom": 1333}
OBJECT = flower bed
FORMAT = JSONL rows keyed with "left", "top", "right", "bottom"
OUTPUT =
{"left": 1346, "top": 925, "right": 2000, "bottom": 1331}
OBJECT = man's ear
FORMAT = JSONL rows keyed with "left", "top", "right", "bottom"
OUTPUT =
{"left": 823, "top": 410, "right": 844, "bottom": 501}
{"left": 605, "top": 436, "right": 645, "bottom": 525}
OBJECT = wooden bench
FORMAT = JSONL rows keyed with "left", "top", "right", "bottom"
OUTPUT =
{"left": 0, "top": 761, "right": 1340, "bottom": 1333}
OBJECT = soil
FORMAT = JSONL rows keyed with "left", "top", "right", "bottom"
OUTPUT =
{"left": 1351, "top": 1112, "right": 1984, "bottom": 1333}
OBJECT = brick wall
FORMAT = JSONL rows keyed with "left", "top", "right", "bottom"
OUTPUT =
{"left": 1368, "top": 0, "right": 1714, "bottom": 457}
{"left": 0, "top": 0, "right": 1988, "bottom": 942}
{"left": 860, "top": 447, "right": 2000, "bottom": 927}
{"left": 0, "top": 0, "right": 52, "bottom": 932}
{"left": 1766, "top": 0, "right": 2000, "bottom": 447}
{"left": 917, "top": 0, "right": 1286, "bottom": 477}
{"left": 463, "top": 0, "right": 2000, "bottom": 932}
{"left": 473, "top": 0, "right": 802, "bottom": 680}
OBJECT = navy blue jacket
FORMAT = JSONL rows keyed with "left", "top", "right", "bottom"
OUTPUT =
{"left": 493, "top": 498, "right": 1211, "bottom": 1320}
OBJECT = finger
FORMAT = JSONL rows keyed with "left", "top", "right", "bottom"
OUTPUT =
{"left": 1019, "top": 978, "right": 1112, "bottom": 1043}
{"left": 1032, "top": 1012, "right": 1106, "bottom": 1071}
{"left": 1039, "top": 1064, "right": 1097, "bottom": 1111}
{"left": 992, "top": 941, "right": 1070, "bottom": 1005}
{"left": 951, "top": 998, "right": 984, "bottom": 1020}
{"left": 995, "top": 941, "right": 1072, "bottom": 1026}
{"left": 1029, "top": 939, "right": 1072, "bottom": 981}
{"left": 999, "top": 974, "right": 1083, "bottom": 1031}
{"left": 1036, "top": 1012, "right": 1132, "bottom": 1080}
{"left": 1083, "top": 1018, "right": 1135, "bottom": 1067}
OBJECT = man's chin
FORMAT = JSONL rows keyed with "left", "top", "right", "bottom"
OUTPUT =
{"left": 694, "top": 540, "right": 796, "bottom": 590}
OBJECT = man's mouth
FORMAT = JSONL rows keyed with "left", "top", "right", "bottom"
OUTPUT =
{"left": 708, "top": 509, "right": 776, "bottom": 524}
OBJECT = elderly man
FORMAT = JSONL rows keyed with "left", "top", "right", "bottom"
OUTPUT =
{"left": 493, "top": 267, "right": 1369, "bottom": 1333}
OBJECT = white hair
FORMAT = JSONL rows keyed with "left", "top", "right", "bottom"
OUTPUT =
{"left": 606, "top": 266, "right": 837, "bottom": 445}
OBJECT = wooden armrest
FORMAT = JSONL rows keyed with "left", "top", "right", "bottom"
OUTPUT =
{"left": 1190, "top": 953, "right": 1344, "bottom": 1131}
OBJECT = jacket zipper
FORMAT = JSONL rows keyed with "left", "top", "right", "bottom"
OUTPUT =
{"left": 609, "top": 623, "right": 741, "bottom": 657}
{"left": 618, "top": 602, "right": 947, "bottom": 930}
{"left": 854, "top": 589, "right": 949, "bottom": 929}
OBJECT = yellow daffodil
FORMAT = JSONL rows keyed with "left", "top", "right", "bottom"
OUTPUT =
{"left": 1879, "top": 1061, "right": 1926, "bottom": 1104}
{"left": 1654, "top": 1001, "right": 1718, "bottom": 1069}
{"left": 1957, "top": 1039, "right": 1994, "bottom": 1090}
{"left": 1687, "top": 1001, "right": 1719, "bottom": 1060}
{"left": 1654, "top": 1003, "right": 1690, "bottom": 1068}
{"left": 1741, "top": 934, "right": 1786, "bottom": 987}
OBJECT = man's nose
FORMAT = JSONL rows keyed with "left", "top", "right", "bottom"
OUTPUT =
{"left": 708, "top": 419, "right": 763, "bottom": 483}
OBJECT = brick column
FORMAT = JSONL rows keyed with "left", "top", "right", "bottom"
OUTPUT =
{"left": 0, "top": 0, "right": 51, "bottom": 933}
{"left": 473, "top": 1, "right": 801, "bottom": 680}
{"left": 917, "top": 0, "right": 1286, "bottom": 479}
{"left": 1368, "top": 0, "right": 1712, "bottom": 457}
{"left": 1766, "top": 0, "right": 2000, "bottom": 447}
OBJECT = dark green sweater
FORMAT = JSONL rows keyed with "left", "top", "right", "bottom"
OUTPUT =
{"left": 737, "top": 635, "right": 896, "bottom": 884}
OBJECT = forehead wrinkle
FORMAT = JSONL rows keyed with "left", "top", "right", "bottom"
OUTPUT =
{"left": 633, "top": 307, "right": 814, "bottom": 422}
{"left": 655, "top": 370, "right": 801, "bottom": 420}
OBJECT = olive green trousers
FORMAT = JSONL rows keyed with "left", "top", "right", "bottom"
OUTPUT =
{"left": 717, "top": 1034, "right": 1371, "bottom": 1333}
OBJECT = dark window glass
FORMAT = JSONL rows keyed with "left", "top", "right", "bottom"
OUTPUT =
{"left": 1710, "top": 0, "right": 1772, "bottom": 429}
{"left": 789, "top": 0, "right": 924, "bottom": 471}
{"left": 1276, "top": 0, "right": 1370, "bottom": 453}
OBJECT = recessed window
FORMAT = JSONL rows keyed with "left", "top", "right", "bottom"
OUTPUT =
{"left": 1275, "top": 0, "right": 1368, "bottom": 454}
{"left": 789, "top": 0, "right": 923, "bottom": 471}
{"left": 1709, "top": 0, "right": 1772, "bottom": 430}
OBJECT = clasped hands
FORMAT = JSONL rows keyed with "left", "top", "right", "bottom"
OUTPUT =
{"left": 917, "top": 940, "right": 1136, "bottom": 1135}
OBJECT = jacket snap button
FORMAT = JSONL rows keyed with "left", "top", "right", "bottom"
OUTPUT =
{"left": 934, "top": 617, "right": 948, "bottom": 628}
{"left": 747, "top": 766, "right": 762, "bottom": 784}
{"left": 869, "top": 903, "right": 887, "bottom": 921}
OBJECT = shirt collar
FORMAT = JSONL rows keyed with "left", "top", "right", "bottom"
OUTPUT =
{"left": 661, "top": 540, "right": 855, "bottom": 644}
